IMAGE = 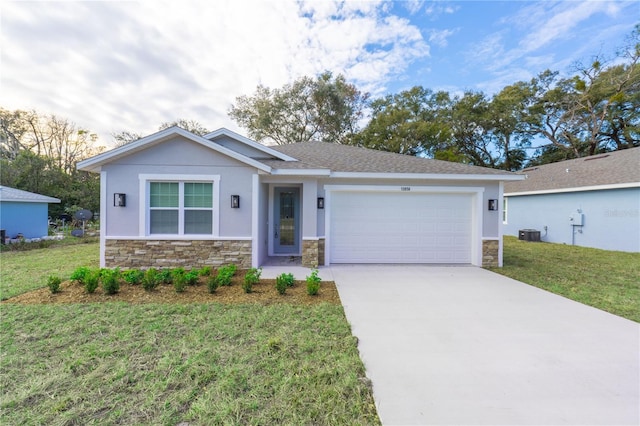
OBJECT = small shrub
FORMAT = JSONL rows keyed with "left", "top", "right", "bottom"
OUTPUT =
{"left": 185, "top": 271, "right": 199, "bottom": 286}
{"left": 214, "top": 264, "right": 237, "bottom": 287}
{"left": 47, "top": 275, "right": 62, "bottom": 294}
{"left": 142, "top": 268, "right": 160, "bottom": 291}
{"left": 101, "top": 269, "right": 120, "bottom": 295}
{"left": 275, "top": 272, "right": 294, "bottom": 295}
{"left": 158, "top": 269, "right": 173, "bottom": 284}
{"left": 218, "top": 264, "right": 237, "bottom": 277}
{"left": 207, "top": 275, "right": 219, "bottom": 294}
{"left": 122, "top": 269, "right": 144, "bottom": 285}
{"left": 84, "top": 270, "right": 100, "bottom": 294}
{"left": 306, "top": 269, "right": 321, "bottom": 296}
{"left": 173, "top": 273, "right": 187, "bottom": 293}
{"left": 198, "top": 266, "right": 212, "bottom": 276}
{"left": 70, "top": 266, "right": 92, "bottom": 284}
{"left": 243, "top": 267, "right": 262, "bottom": 293}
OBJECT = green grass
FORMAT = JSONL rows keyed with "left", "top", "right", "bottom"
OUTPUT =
{"left": 1, "top": 303, "right": 378, "bottom": 425}
{"left": 491, "top": 236, "right": 640, "bottom": 322}
{"left": 0, "top": 243, "right": 380, "bottom": 425}
{"left": 0, "top": 243, "right": 99, "bottom": 300}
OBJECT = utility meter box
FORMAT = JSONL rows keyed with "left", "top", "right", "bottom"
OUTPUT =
{"left": 569, "top": 212, "right": 584, "bottom": 226}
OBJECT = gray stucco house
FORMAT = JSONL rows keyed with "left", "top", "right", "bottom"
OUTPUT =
{"left": 77, "top": 127, "right": 523, "bottom": 269}
{"left": 0, "top": 185, "right": 61, "bottom": 240}
{"left": 504, "top": 147, "right": 640, "bottom": 252}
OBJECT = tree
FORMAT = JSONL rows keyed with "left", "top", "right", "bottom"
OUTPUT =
{"left": 112, "top": 130, "right": 142, "bottom": 147}
{"left": 112, "top": 119, "right": 210, "bottom": 146}
{"left": 485, "top": 83, "right": 532, "bottom": 171}
{"left": 159, "top": 119, "right": 210, "bottom": 136}
{"left": 229, "top": 71, "right": 368, "bottom": 145}
{"left": 354, "top": 86, "right": 451, "bottom": 156}
{"left": 0, "top": 108, "right": 102, "bottom": 215}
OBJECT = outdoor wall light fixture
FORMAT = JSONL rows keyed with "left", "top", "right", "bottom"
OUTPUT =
{"left": 231, "top": 195, "right": 240, "bottom": 209}
{"left": 317, "top": 197, "right": 324, "bottom": 209}
{"left": 488, "top": 199, "right": 498, "bottom": 211}
{"left": 114, "top": 193, "right": 126, "bottom": 207}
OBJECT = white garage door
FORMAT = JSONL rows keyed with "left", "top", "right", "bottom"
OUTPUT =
{"left": 330, "top": 191, "right": 473, "bottom": 263}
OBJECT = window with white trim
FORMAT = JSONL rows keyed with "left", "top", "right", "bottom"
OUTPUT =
{"left": 149, "top": 181, "right": 214, "bottom": 235}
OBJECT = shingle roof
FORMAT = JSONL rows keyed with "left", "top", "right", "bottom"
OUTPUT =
{"left": 266, "top": 142, "right": 513, "bottom": 176}
{"left": 0, "top": 186, "right": 61, "bottom": 203}
{"left": 504, "top": 147, "right": 640, "bottom": 194}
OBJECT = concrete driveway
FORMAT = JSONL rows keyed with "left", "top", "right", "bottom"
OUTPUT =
{"left": 332, "top": 265, "right": 640, "bottom": 426}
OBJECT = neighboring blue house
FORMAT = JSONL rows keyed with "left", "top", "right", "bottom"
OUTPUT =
{"left": 0, "top": 186, "right": 61, "bottom": 240}
{"left": 504, "top": 147, "right": 640, "bottom": 253}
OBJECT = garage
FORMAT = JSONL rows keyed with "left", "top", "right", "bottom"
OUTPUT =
{"left": 329, "top": 190, "right": 473, "bottom": 264}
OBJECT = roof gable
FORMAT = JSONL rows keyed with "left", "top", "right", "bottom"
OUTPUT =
{"left": 0, "top": 186, "right": 61, "bottom": 203}
{"left": 204, "top": 128, "right": 296, "bottom": 161}
{"left": 77, "top": 127, "right": 278, "bottom": 173}
{"left": 505, "top": 147, "right": 640, "bottom": 195}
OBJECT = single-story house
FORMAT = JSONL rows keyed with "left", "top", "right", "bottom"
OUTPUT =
{"left": 504, "top": 147, "right": 640, "bottom": 252}
{"left": 77, "top": 127, "right": 523, "bottom": 269}
{"left": 0, "top": 185, "right": 61, "bottom": 240}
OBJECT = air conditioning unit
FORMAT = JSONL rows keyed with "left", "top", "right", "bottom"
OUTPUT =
{"left": 518, "top": 229, "right": 541, "bottom": 242}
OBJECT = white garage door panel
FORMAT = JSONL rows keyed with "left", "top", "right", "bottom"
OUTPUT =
{"left": 330, "top": 192, "right": 472, "bottom": 264}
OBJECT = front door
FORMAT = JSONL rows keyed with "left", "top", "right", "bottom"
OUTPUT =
{"left": 273, "top": 187, "right": 300, "bottom": 254}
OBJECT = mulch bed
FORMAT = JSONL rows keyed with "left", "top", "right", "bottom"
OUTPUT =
{"left": 2, "top": 275, "right": 341, "bottom": 306}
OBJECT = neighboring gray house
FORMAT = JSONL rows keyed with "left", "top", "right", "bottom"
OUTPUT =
{"left": 77, "top": 127, "right": 523, "bottom": 269}
{"left": 504, "top": 147, "right": 640, "bottom": 252}
{"left": 0, "top": 185, "right": 61, "bottom": 240}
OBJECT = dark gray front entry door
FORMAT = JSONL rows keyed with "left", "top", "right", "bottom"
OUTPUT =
{"left": 273, "top": 187, "right": 300, "bottom": 254}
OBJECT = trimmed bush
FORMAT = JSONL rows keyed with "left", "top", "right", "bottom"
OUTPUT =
{"left": 70, "top": 266, "right": 92, "bottom": 285}
{"left": 275, "top": 273, "right": 294, "bottom": 295}
{"left": 158, "top": 269, "right": 173, "bottom": 284}
{"left": 214, "top": 264, "right": 237, "bottom": 287}
{"left": 173, "top": 272, "right": 187, "bottom": 293}
{"left": 142, "top": 268, "right": 160, "bottom": 292}
{"left": 207, "top": 275, "right": 219, "bottom": 294}
{"left": 243, "top": 267, "right": 262, "bottom": 293}
{"left": 84, "top": 270, "right": 100, "bottom": 294}
{"left": 101, "top": 269, "right": 120, "bottom": 295}
{"left": 306, "top": 269, "right": 321, "bottom": 296}
{"left": 185, "top": 271, "right": 199, "bottom": 286}
{"left": 122, "top": 269, "right": 144, "bottom": 285}
{"left": 47, "top": 275, "right": 62, "bottom": 294}
{"left": 198, "top": 266, "right": 212, "bottom": 276}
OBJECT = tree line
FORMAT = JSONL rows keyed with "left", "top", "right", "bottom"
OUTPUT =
{"left": 229, "top": 24, "right": 639, "bottom": 170}
{"left": 1, "top": 25, "right": 637, "bottom": 216}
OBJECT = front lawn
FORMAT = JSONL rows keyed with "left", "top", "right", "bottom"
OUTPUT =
{"left": 491, "top": 236, "right": 640, "bottom": 322}
{"left": 0, "top": 244, "right": 380, "bottom": 425}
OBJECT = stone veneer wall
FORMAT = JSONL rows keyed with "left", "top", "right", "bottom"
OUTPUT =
{"left": 104, "top": 239, "right": 252, "bottom": 269}
{"left": 302, "top": 239, "right": 318, "bottom": 268}
{"left": 482, "top": 239, "right": 500, "bottom": 268}
{"left": 302, "top": 238, "right": 325, "bottom": 267}
{"left": 318, "top": 238, "right": 325, "bottom": 266}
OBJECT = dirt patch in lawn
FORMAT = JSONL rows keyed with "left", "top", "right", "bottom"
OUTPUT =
{"left": 2, "top": 274, "right": 340, "bottom": 306}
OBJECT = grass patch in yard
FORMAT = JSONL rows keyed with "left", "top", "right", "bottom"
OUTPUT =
{"left": 0, "top": 243, "right": 99, "bottom": 300}
{"left": 491, "top": 236, "right": 640, "bottom": 322}
{"left": 0, "top": 303, "right": 379, "bottom": 425}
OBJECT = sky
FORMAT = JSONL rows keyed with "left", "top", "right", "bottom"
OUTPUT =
{"left": 1, "top": 0, "right": 638, "bottom": 147}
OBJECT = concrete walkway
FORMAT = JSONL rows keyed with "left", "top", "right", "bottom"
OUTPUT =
{"left": 332, "top": 265, "right": 640, "bottom": 426}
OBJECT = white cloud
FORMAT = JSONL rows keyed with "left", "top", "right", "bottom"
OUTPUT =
{"left": 428, "top": 28, "right": 456, "bottom": 48}
{"left": 1, "top": 0, "right": 427, "bottom": 146}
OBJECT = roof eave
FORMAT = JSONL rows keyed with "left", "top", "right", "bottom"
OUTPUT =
{"left": 270, "top": 168, "right": 332, "bottom": 176}
{"left": 329, "top": 172, "right": 525, "bottom": 181}
{"left": 505, "top": 182, "right": 640, "bottom": 196}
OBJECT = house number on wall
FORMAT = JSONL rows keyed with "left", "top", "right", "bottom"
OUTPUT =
{"left": 400, "top": 186, "right": 411, "bottom": 191}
